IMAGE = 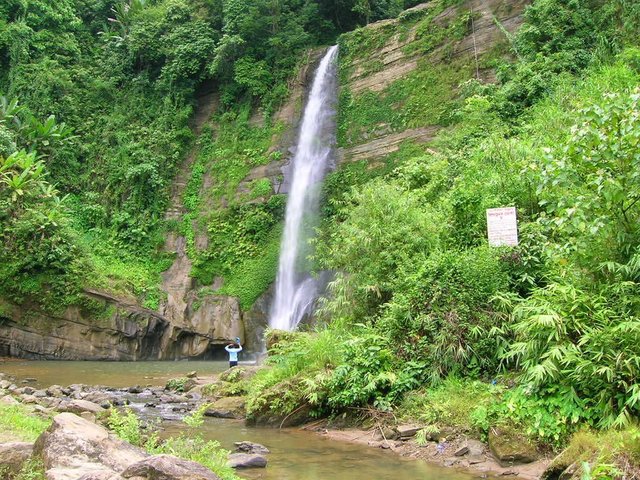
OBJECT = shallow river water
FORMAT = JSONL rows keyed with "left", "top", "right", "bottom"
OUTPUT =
{"left": 0, "top": 359, "right": 229, "bottom": 387}
{"left": 1, "top": 360, "right": 482, "bottom": 480}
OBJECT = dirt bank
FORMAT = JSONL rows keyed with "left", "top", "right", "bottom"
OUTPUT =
{"left": 302, "top": 422, "right": 549, "bottom": 479}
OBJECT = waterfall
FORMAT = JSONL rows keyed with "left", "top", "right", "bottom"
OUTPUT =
{"left": 269, "top": 45, "right": 339, "bottom": 331}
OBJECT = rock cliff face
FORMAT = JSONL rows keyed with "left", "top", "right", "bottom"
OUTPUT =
{"left": 0, "top": 291, "right": 167, "bottom": 360}
{"left": 338, "top": 0, "right": 528, "bottom": 164}
{"left": 0, "top": 289, "right": 246, "bottom": 360}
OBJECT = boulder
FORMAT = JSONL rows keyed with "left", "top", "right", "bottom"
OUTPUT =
{"left": 204, "top": 397, "right": 246, "bottom": 419}
{"left": 34, "top": 413, "right": 148, "bottom": 477}
{"left": 0, "top": 395, "right": 19, "bottom": 405}
{"left": 234, "top": 441, "right": 270, "bottom": 454}
{"left": 467, "top": 439, "right": 485, "bottom": 456}
{"left": 59, "top": 399, "right": 105, "bottom": 415}
{"left": 396, "top": 424, "right": 420, "bottom": 438}
{"left": 227, "top": 453, "right": 268, "bottom": 469}
{"left": 0, "top": 442, "right": 34, "bottom": 475}
{"left": 488, "top": 426, "right": 538, "bottom": 466}
{"left": 122, "top": 454, "right": 220, "bottom": 480}
{"left": 47, "top": 466, "right": 123, "bottom": 480}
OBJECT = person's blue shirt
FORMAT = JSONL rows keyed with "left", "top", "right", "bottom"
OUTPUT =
{"left": 225, "top": 344, "right": 242, "bottom": 361}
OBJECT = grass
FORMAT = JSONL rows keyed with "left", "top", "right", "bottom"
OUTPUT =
{"left": 546, "top": 427, "right": 640, "bottom": 479}
{"left": 397, "top": 377, "right": 501, "bottom": 434}
{"left": 0, "top": 404, "right": 50, "bottom": 442}
{"left": 337, "top": 51, "right": 471, "bottom": 148}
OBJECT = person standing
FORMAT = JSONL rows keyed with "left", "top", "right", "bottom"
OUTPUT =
{"left": 225, "top": 337, "right": 242, "bottom": 368}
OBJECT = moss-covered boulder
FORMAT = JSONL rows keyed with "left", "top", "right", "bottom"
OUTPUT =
{"left": 219, "top": 366, "right": 261, "bottom": 383}
{"left": 245, "top": 375, "right": 312, "bottom": 427}
{"left": 204, "top": 396, "right": 246, "bottom": 419}
{"left": 265, "top": 330, "right": 305, "bottom": 353}
{"left": 488, "top": 426, "right": 539, "bottom": 466}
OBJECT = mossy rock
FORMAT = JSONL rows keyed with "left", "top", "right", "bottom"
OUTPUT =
{"left": 488, "top": 426, "right": 539, "bottom": 466}
{"left": 204, "top": 396, "right": 246, "bottom": 419}
{"left": 245, "top": 376, "right": 312, "bottom": 427}
{"left": 165, "top": 377, "right": 196, "bottom": 392}
{"left": 201, "top": 380, "right": 247, "bottom": 399}
{"left": 265, "top": 329, "right": 305, "bottom": 353}
{"left": 219, "top": 366, "right": 261, "bottom": 383}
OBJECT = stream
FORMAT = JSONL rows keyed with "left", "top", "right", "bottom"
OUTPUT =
{"left": 1, "top": 360, "right": 481, "bottom": 480}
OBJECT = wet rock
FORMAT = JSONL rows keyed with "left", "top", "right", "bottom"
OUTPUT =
{"left": 489, "top": 427, "right": 538, "bottom": 466}
{"left": 186, "top": 371, "right": 197, "bottom": 378}
{"left": 234, "top": 441, "right": 270, "bottom": 454}
{"left": 204, "top": 396, "right": 246, "bottom": 419}
{"left": 127, "top": 386, "right": 142, "bottom": 394}
{"left": 23, "top": 378, "right": 37, "bottom": 384}
{"left": 34, "top": 389, "right": 48, "bottom": 398}
{"left": 122, "top": 454, "right": 220, "bottom": 479}
{"left": 396, "top": 424, "right": 420, "bottom": 438}
{"left": 34, "top": 413, "right": 148, "bottom": 478}
{"left": 227, "top": 453, "right": 268, "bottom": 469}
{"left": 0, "top": 442, "right": 34, "bottom": 475}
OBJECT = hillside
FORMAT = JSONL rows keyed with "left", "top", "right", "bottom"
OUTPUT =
{"left": 0, "top": 0, "right": 529, "bottom": 359}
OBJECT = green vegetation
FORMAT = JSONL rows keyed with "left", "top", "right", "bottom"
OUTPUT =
{"left": 0, "top": 404, "right": 51, "bottom": 442}
{"left": 107, "top": 407, "right": 239, "bottom": 480}
{"left": 4, "top": 0, "right": 640, "bottom": 476}
{"left": 0, "top": 0, "right": 409, "bottom": 311}
{"left": 243, "top": 0, "right": 640, "bottom": 476}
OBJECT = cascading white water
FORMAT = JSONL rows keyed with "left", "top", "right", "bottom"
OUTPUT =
{"left": 269, "top": 45, "right": 339, "bottom": 331}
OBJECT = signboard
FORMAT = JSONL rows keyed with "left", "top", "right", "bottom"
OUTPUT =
{"left": 486, "top": 207, "right": 518, "bottom": 246}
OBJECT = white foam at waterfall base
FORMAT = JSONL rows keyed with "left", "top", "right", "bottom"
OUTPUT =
{"left": 269, "top": 45, "right": 339, "bottom": 331}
